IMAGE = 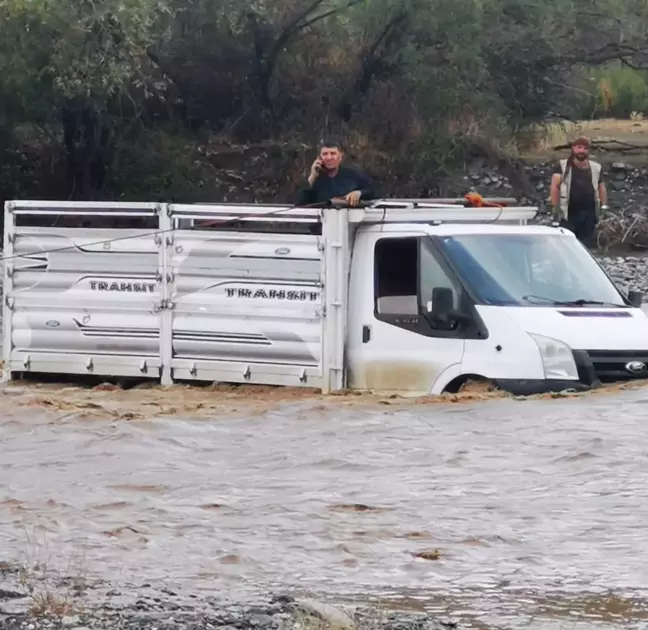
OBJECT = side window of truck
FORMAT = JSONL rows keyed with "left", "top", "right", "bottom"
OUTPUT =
{"left": 374, "top": 236, "right": 459, "bottom": 320}
{"left": 419, "top": 240, "right": 460, "bottom": 311}
{"left": 374, "top": 237, "right": 419, "bottom": 317}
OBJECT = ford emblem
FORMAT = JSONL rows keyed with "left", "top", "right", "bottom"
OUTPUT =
{"left": 45, "top": 320, "right": 60, "bottom": 328}
{"left": 275, "top": 247, "right": 290, "bottom": 256}
{"left": 625, "top": 360, "right": 647, "bottom": 375}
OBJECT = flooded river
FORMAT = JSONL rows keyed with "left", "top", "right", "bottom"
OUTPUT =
{"left": 2, "top": 383, "right": 648, "bottom": 628}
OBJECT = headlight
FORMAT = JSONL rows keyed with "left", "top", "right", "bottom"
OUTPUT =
{"left": 529, "top": 333, "right": 579, "bottom": 380}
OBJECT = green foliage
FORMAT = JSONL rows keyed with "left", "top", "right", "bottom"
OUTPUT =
{"left": 1, "top": 0, "right": 648, "bottom": 202}
{"left": 587, "top": 64, "right": 648, "bottom": 118}
{"left": 0, "top": 0, "right": 169, "bottom": 112}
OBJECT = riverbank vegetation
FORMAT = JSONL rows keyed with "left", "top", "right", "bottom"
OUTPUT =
{"left": 2, "top": 0, "right": 648, "bottom": 204}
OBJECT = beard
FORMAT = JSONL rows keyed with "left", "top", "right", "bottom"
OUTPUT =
{"left": 573, "top": 152, "right": 588, "bottom": 162}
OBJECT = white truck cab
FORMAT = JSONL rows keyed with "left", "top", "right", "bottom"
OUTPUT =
{"left": 347, "top": 221, "right": 646, "bottom": 396}
{"left": 3, "top": 198, "right": 647, "bottom": 397}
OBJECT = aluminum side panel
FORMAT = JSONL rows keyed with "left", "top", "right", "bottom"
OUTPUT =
{"left": 7, "top": 227, "right": 162, "bottom": 363}
{"left": 169, "top": 231, "right": 323, "bottom": 372}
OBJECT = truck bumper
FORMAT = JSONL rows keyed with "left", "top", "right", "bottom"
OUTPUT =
{"left": 494, "top": 350, "right": 603, "bottom": 396}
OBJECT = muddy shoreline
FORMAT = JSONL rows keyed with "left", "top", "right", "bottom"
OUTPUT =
{"left": 0, "top": 572, "right": 455, "bottom": 630}
{"left": 2, "top": 377, "right": 648, "bottom": 421}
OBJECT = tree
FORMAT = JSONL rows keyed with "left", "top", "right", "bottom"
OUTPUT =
{"left": 3, "top": 0, "right": 648, "bottom": 203}
{"left": 0, "top": 0, "right": 170, "bottom": 197}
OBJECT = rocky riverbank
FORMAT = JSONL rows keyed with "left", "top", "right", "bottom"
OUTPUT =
{"left": 0, "top": 576, "right": 456, "bottom": 630}
{"left": 462, "top": 158, "right": 648, "bottom": 250}
{"left": 465, "top": 159, "right": 648, "bottom": 208}
{"left": 597, "top": 255, "right": 648, "bottom": 295}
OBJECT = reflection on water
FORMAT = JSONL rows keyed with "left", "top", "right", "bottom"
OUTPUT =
{"left": 2, "top": 384, "right": 648, "bottom": 628}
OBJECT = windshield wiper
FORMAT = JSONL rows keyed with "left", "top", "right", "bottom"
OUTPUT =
{"left": 561, "top": 298, "right": 626, "bottom": 307}
{"left": 522, "top": 295, "right": 626, "bottom": 307}
{"left": 522, "top": 294, "right": 562, "bottom": 304}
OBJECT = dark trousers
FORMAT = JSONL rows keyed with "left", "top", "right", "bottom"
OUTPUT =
{"left": 560, "top": 209, "right": 597, "bottom": 249}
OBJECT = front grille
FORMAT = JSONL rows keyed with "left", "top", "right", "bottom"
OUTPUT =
{"left": 586, "top": 350, "right": 648, "bottom": 383}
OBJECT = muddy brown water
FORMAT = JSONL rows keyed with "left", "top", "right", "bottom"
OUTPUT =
{"left": 2, "top": 383, "right": 648, "bottom": 629}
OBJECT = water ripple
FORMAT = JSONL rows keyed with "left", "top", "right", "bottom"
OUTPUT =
{"left": 2, "top": 389, "right": 648, "bottom": 627}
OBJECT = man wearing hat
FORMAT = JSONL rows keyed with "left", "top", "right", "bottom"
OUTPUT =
{"left": 549, "top": 136, "right": 609, "bottom": 248}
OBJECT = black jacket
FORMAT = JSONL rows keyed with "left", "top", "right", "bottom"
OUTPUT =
{"left": 296, "top": 166, "right": 376, "bottom": 206}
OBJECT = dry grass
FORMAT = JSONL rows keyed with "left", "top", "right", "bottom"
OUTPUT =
{"left": 28, "top": 591, "right": 79, "bottom": 618}
{"left": 13, "top": 525, "right": 88, "bottom": 618}
{"left": 596, "top": 211, "right": 648, "bottom": 250}
{"left": 519, "top": 117, "right": 648, "bottom": 161}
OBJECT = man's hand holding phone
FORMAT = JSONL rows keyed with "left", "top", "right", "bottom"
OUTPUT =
{"left": 308, "top": 158, "right": 323, "bottom": 187}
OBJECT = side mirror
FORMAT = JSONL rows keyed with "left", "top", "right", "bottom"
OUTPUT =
{"left": 427, "top": 286, "right": 455, "bottom": 322}
{"left": 425, "top": 286, "right": 471, "bottom": 327}
{"left": 628, "top": 290, "right": 644, "bottom": 308}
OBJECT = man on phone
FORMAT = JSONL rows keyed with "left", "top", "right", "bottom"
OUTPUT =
{"left": 296, "top": 139, "right": 375, "bottom": 207}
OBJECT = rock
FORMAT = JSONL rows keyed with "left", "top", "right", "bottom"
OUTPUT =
{"left": 0, "top": 583, "right": 27, "bottom": 599}
{"left": 0, "top": 599, "right": 30, "bottom": 615}
{"left": 271, "top": 595, "right": 295, "bottom": 606}
{"left": 0, "top": 386, "right": 27, "bottom": 395}
{"left": 294, "top": 599, "right": 355, "bottom": 630}
{"left": 249, "top": 614, "right": 274, "bottom": 628}
{"left": 611, "top": 161, "right": 629, "bottom": 171}
{"left": 596, "top": 254, "right": 648, "bottom": 297}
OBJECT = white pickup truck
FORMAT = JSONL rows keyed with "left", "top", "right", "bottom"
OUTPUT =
{"left": 3, "top": 197, "right": 648, "bottom": 396}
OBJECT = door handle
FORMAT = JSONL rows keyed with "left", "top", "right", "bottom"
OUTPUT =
{"left": 362, "top": 325, "right": 371, "bottom": 343}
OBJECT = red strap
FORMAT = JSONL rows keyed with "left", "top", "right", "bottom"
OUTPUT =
{"left": 464, "top": 192, "right": 504, "bottom": 208}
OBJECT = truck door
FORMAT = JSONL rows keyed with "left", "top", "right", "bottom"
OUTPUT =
{"left": 346, "top": 235, "right": 468, "bottom": 396}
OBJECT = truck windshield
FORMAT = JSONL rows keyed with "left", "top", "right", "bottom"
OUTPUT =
{"left": 438, "top": 233, "right": 627, "bottom": 307}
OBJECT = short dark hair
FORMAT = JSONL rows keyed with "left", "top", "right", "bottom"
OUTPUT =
{"left": 320, "top": 138, "right": 344, "bottom": 151}
{"left": 570, "top": 136, "right": 590, "bottom": 148}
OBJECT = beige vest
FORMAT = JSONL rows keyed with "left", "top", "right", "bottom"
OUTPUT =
{"left": 557, "top": 158, "right": 602, "bottom": 220}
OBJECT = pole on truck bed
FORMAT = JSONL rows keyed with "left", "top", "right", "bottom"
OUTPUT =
{"left": 320, "top": 205, "right": 349, "bottom": 393}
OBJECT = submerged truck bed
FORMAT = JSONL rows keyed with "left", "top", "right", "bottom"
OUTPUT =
{"left": 1, "top": 199, "right": 536, "bottom": 391}
{"left": 2, "top": 201, "right": 337, "bottom": 390}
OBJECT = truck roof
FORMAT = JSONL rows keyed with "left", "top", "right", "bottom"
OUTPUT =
{"left": 363, "top": 223, "right": 570, "bottom": 236}
{"left": 5, "top": 198, "right": 542, "bottom": 235}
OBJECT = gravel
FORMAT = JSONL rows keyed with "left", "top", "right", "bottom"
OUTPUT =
{"left": 464, "top": 159, "right": 648, "bottom": 212}
{"left": 596, "top": 255, "right": 648, "bottom": 296}
{"left": 0, "top": 583, "right": 458, "bottom": 630}
{"left": 0, "top": 557, "right": 458, "bottom": 630}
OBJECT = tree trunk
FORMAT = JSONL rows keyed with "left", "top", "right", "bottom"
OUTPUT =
{"left": 61, "top": 100, "right": 108, "bottom": 201}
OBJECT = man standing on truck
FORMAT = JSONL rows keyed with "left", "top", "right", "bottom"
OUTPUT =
{"left": 549, "top": 136, "right": 609, "bottom": 248}
{"left": 297, "top": 139, "right": 375, "bottom": 207}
